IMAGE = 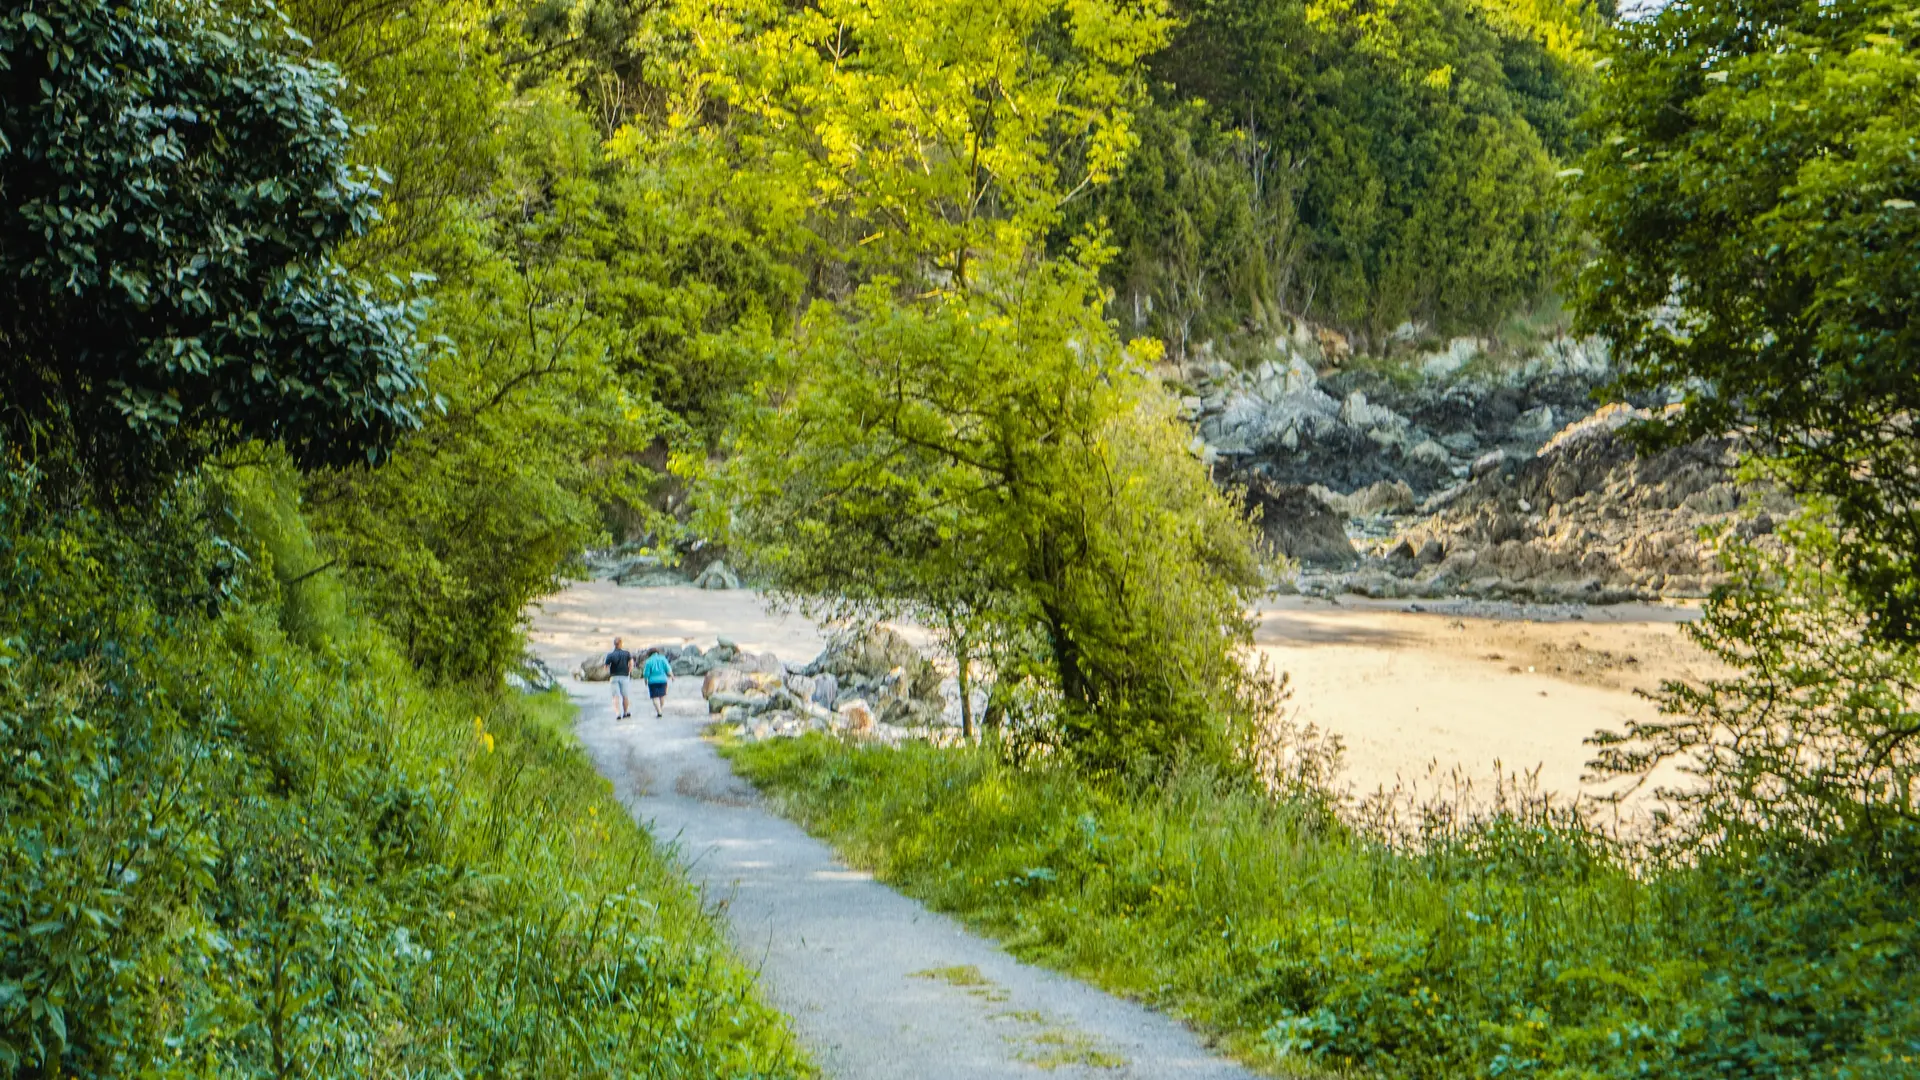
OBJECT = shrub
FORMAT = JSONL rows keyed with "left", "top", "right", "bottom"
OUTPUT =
{"left": 0, "top": 0, "right": 430, "bottom": 489}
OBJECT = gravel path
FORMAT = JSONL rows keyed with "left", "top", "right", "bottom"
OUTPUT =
{"left": 529, "top": 587, "right": 1258, "bottom": 1079}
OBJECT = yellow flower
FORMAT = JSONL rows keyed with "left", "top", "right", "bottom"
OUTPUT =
{"left": 481, "top": 732, "right": 495, "bottom": 754}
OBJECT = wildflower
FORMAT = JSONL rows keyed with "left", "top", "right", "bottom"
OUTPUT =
{"left": 481, "top": 732, "right": 495, "bottom": 754}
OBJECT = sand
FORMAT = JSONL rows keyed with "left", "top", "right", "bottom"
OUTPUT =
{"left": 532, "top": 581, "right": 1717, "bottom": 812}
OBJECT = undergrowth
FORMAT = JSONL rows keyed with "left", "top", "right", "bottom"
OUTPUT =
{"left": 0, "top": 457, "right": 810, "bottom": 1078}
{"left": 727, "top": 736, "right": 1920, "bottom": 1079}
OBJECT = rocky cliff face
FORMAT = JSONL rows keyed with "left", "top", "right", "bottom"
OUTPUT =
{"left": 1188, "top": 329, "right": 1781, "bottom": 603}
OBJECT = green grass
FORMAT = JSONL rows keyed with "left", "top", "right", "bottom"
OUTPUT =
{"left": 726, "top": 735, "right": 1920, "bottom": 1080}
{"left": 1, "top": 459, "right": 811, "bottom": 1078}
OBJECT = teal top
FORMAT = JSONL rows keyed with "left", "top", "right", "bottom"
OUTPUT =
{"left": 642, "top": 653, "right": 672, "bottom": 683}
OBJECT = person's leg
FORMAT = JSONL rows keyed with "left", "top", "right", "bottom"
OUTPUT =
{"left": 652, "top": 681, "right": 666, "bottom": 717}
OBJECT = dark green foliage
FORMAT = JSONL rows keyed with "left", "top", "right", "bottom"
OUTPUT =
{"left": 730, "top": 735, "right": 1920, "bottom": 1079}
{"left": 1088, "top": 0, "right": 1597, "bottom": 341}
{"left": 0, "top": 0, "right": 431, "bottom": 487}
{"left": 1573, "top": 0, "right": 1920, "bottom": 643}
{"left": 0, "top": 455, "right": 809, "bottom": 1077}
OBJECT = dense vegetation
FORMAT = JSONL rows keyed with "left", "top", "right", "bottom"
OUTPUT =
{"left": 8, "top": 0, "right": 1920, "bottom": 1073}
{"left": 1575, "top": 0, "right": 1920, "bottom": 646}
{"left": 0, "top": 0, "right": 809, "bottom": 1073}
{"left": 0, "top": 457, "right": 809, "bottom": 1076}
{"left": 730, "top": 727, "right": 1920, "bottom": 1080}
{"left": 1082, "top": 0, "right": 1604, "bottom": 351}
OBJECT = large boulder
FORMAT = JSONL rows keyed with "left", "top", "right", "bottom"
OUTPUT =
{"left": 673, "top": 651, "right": 716, "bottom": 677}
{"left": 577, "top": 656, "right": 611, "bottom": 682}
{"left": 807, "top": 626, "right": 943, "bottom": 702}
{"left": 1240, "top": 476, "right": 1358, "bottom": 568}
{"left": 692, "top": 560, "right": 741, "bottom": 590}
{"left": 809, "top": 672, "right": 839, "bottom": 710}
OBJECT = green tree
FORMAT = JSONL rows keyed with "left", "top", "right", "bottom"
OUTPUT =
{"left": 1591, "top": 512, "right": 1920, "bottom": 843}
{"left": 724, "top": 267, "right": 1265, "bottom": 769}
{"left": 1573, "top": 0, "right": 1920, "bottom": 643}
{"left": 669, "top": 0, "right": 1271, "bottom": 769}
{"left": 306, "top": 98, "right": 668, "bottom": 677}
{"left": 1125, "top": 0, "right": 1596, "bottom": 340}
{"left": 0, "top": 0, "right": 430, "bottom": 488}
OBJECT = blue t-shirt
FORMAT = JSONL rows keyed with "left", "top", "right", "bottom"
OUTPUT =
{"left": 642, "top": 653, "right": 672, "bottom": 684}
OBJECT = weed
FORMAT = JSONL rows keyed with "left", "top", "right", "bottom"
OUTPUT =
{"left": 913, "top": 965, "right": 991, "bottom": 987}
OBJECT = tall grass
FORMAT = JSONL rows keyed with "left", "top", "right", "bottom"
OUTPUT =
{"left": 728, "top": 736, "right": 1920, "bottom": 1079}
{"left": 0, "top": 457, "right": 810, "bottom": 1077}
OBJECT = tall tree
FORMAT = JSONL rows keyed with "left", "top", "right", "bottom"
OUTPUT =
{"left": 676, "top": 0, "right": 1269, "bottom": 770}
{"left": 1573, "top": 0, "right": 1920, "bottom": 643}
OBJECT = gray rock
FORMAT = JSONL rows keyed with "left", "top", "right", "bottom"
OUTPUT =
{"left": 577, "top": 656, "right": 611, "bottom": 682}
{"left": 1512, "top": 405, "right": 1556, "bottom": 438}
{"left": 809, "top": 672, "right": 839, "bottom": 710}
{"left": 709, "top": 690, "right": 772, "bottom": 713}
{"left": 1242, "top": 476, "right": 1358, "bottom": 568}
{"left": 784, "top": 674, "right": 817, "bottom": 703}
{"left": 1471, "top": 449, "right": 1508, "bottom": 479}
{"left": 673, "top": 652, "right": 716, "bottom": 677}
{"left": 516, "top": 653, "right": 560, "bottom": 692}
{"left": 1407, "top": 439, "right": 1452, "bottom": 467}
{"left": 1421, "top": 337, "right": 1481, "bottom": 379}
{"left": 1345, "top": 479, "right": 1416, "bottom": 517}
{"left": 693, "top": 560, "right": 742, "bottom": 590}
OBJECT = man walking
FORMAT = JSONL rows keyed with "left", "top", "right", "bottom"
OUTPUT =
{"left": 641, "top": 647, "right": 673, "bottom": 718}
{"left": 605, "top": 637, "right": 635, "bottom": 720}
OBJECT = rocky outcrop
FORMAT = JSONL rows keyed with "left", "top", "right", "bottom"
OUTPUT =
{"left": 687, "top": 625, "right": 972, "bottom": 745}
{"left": 1187, "top": 330, "right": 1622, "bottom": 497}
{"left": 1239, "top": 476, "right": 1358, "bottom": 567}
{"left": 1292, "top": 406, "right": 1789, "bottom": 602}
{"left": 692, "top": 560, "right": 741, "bottom": 590}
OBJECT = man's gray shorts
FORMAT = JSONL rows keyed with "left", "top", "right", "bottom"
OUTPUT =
{"left": 610, "top": 675, "right": 632, "bottom": 699}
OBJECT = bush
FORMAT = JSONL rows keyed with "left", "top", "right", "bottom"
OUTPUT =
{"left": 0, "top": 0, "right": 430, "bottom": 488}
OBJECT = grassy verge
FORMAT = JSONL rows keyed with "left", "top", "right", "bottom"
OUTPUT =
{"left": 727, "top": 735, "right": 1920, "bottom": 1080}
{"left": 2, "top": 461, "right": 810, "bottom": 1077}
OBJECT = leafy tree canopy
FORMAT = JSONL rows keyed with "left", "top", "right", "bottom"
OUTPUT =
{"left": 1081, "top": 0, "right": 1602, "bottom": 345}
{"left": 667, "top": 0, "right": 1272, "bottom": 770}
{"left": 0, "top": 0, "right": 431, "bottom": 486}
{"left": 1574, "top": 0, "right": 1920, "bottom": 643}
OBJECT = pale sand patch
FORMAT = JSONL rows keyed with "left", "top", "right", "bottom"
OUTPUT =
{"left": 532, "top": 582, "right": 1717, "bottom": 809}
{"left": 1253, "top": 596, "right": 1717, "bottom": 810}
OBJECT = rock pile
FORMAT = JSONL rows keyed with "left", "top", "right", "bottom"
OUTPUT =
{"left": 691, "top": 626, "right": 964, "bottom": 745}
{"left": 505, "top": 653, "right": 561, "bottom": 693}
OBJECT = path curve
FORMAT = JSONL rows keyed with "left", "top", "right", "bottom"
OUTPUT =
{"left": 530, "top": 584, "right": 1257, "bottom": 1080}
